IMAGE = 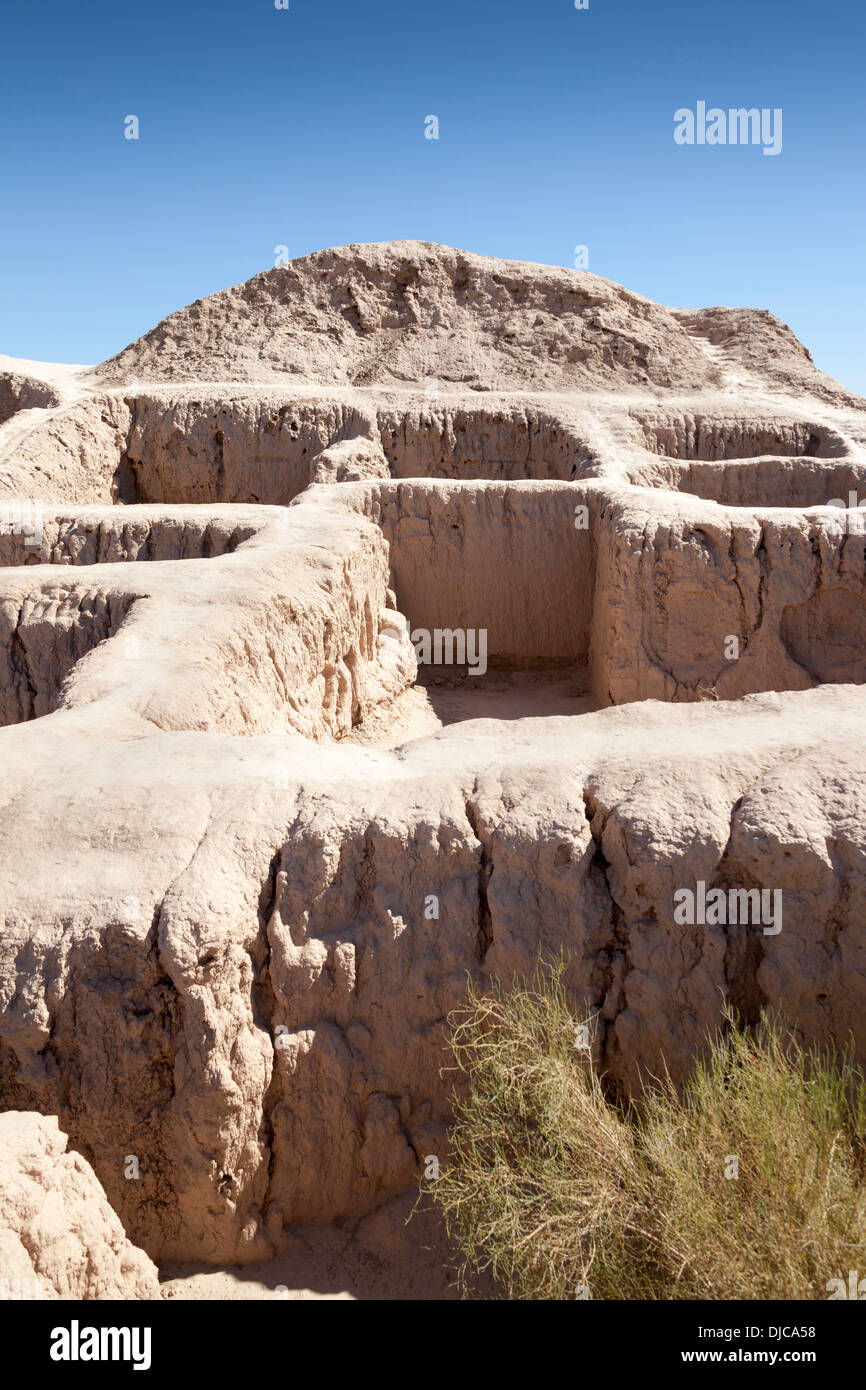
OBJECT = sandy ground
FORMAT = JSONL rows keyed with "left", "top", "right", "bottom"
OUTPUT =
{"left": 159, "top": 1192, "right": 480, "bottom": 1301}
{"left": 346, "top": 665, "right": 597, "bottom": 748}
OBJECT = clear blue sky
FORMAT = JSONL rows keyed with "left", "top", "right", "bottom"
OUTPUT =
{"left": 2, "top": 0, "right": 864, "bottom": 391}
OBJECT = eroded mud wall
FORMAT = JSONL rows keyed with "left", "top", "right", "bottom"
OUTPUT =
{"left": 345, "top": 479, "right": 595, "bottom": 668}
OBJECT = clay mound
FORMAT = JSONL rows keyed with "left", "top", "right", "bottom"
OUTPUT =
{"left": 0, "top": 1112, "right": 159, "bottom": 1300}
{"left": 96, "top": 240, "right": 725, "bottom": 393}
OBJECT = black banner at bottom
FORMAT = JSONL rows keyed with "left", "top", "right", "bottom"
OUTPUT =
{"left": 0, "top": 1295, "right": 859, "bottom": 1377}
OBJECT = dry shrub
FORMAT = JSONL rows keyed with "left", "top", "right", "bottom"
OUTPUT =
{"left": 428, "top": 968, "right": 866, "bottom": 1300}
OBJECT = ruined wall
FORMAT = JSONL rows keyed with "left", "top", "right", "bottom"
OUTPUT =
{"left": 341, "top": 479, "right": 595, "bottom": 668}
{"left": 629, "top": 411, "right": 848, "bottom": 462}
{"left": 0, "top": 505, "right": 266, "bottom": 566}
{"left": 1, "top": 331, "right": 866, "bottom": 1274}
{"left": 125, "top": 393, "right": 378, "bottom": 505}
{"left": 0, "top": 505, "right": 416, "bottom": 743}
{"left": 376, "top": 404, "right": 595, "bottom": 482}
{"left": 590, "top": 489, "right": 866, "bottom": 704}
{"left": 624, "top": 456, "right": 866, "bottom": 508}
{"left": 2, "top": 702, "right": 864, "bottom": 1264}
{"left": 0, "top": 581, "right": 135, "bottom": 726}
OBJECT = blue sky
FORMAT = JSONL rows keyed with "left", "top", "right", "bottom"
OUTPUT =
{"left": 2, "top": 0, "right": 864, "bottom": 391}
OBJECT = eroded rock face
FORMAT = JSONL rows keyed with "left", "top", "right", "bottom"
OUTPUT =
{"left": 0, "top": 1112, "right": 159, "bottom": 1299}
{"left": 1, "top": 242, "right": 865, "bottom": 1269}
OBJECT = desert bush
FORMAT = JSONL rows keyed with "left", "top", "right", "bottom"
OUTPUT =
{"left": 427, "top": 968, "right": 866, "bottom": 1300}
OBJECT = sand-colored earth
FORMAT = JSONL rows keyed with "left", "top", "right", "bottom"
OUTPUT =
{"left": 1, "top": 242, "right": 864, "bottom": 1295}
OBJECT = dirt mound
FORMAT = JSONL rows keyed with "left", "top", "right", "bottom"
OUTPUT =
{"left": 96, "top": 241, "right": 727, "bottom": 392}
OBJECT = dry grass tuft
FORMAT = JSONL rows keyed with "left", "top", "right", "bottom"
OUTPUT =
{"left": 427, "top": 968, "right": 866, "bottom": 1300}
